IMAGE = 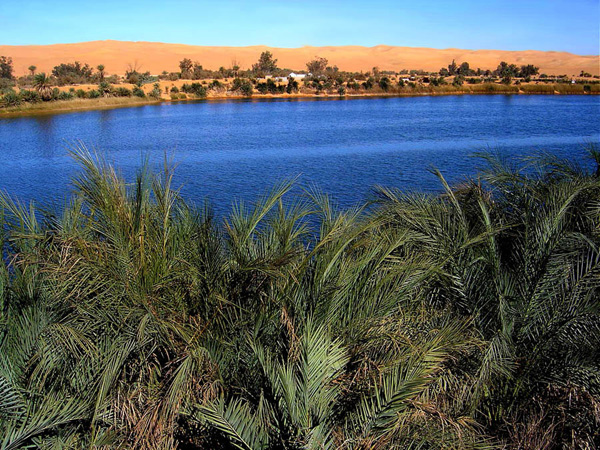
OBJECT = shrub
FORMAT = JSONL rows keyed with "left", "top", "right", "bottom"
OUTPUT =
{"left": 170, "top": 93, "right": 180, "bottom": 100}
{"left": 240, "top": 81, "right": 253, "bottom": 97}
{"left": 286, "top": 79, "right": 299, "bottom": 94}
{"left": 453, "top": 75, "right": 465, "bottom": 87}
{"left": 0, "top": 150, "right": 598, "bottom": 449}
{"left": 75, "top": 89, "right": 87, "bottom": 98}
{"left": 88, "top": 89, "right": 101, "bottom": 99}
{"left": 149, "top": 83, "right": 162, "bottom": 99}
{"left": 192, "top": 83, "right": 207, "bottom": 97}
{"left": 51, "top": 87, "right": 61, "bottom": 100}
{"left": 98, "top": 81, "right": 113, "bottom": 97}
{"left": 378, "top": 77, "right": 391, "bottom": 91}
{"left": 19, "top": 89, "right": 41, "bottom": 103}
{"left": 132, "top": 86, "right": 146, "bottom": 98}
{"left": 57, "top": 91, "right": 74, "bottom": 101}
{"left": 256, "top": 82, "right": 268, "bottom": 94}
{"left": 170, "top": 86, "right": 179, "bottom": 94}
{"left": 114, "top": 87, "right": 132, "bottom": 97}
{"left": 1, "top": 90, "right": 21, "bottom": 107}
{"left": 209, "top": 80, "right": 222, "bottom": 90}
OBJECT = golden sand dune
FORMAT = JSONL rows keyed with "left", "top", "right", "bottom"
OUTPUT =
{"left": 1, "top": 40, "right": 598, "bottom": 76}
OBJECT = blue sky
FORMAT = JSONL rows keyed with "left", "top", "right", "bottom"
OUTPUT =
{"left": 1, "top": 0, "right": 598, "bottom": 54}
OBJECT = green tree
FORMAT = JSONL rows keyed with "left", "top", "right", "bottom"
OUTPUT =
{"left": 28, "top": 65, "right": 37, "bottom": 77}
{"left": 97, "top": 64, "right": 105, "bottom": 81}
{"left": 452, "top": 75, "right": 465, "bottom": 86}
{"left": 0, "top": 56, "right": 14, "bottom": 79}
{"left": 448, "top": 59, "right": 458, "bottom": 75}
{"left": 458, "top": 61, "right": 472, "bottom": 76}
{"left": 286, "top": 77, "right": 299, "bottom": 94}
{"left": 52, "top": 61, "right": 93, "bottom": 84}
{"left": 252, "top": 51, "right": 278, "bottom": 75}
{"left": 179, "top": 58, "right": 193, "bottom": 78}
{"left": 378, "top": 76, "right": 391, "bottom": 91}
{"left": 306, "top": 56, "right": 329, "bottom": 76}
{"left": 519, "top": 64, "right": 539, "bottom": 78}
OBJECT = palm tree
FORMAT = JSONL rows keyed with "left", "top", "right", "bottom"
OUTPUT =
{"left": 97, "top": 64, "right": 105, "bottom": 81}
{"left": 28, "top": 65, "right": 36, "bottom": 77}
{"left": 33, "top": 72, "right": 52, "bottom": 100}
{"left": 0, "top": 147, "right": 597, "bottom": 448}
{"left": 373, "top": 150, "right": 600, "bottom": 447}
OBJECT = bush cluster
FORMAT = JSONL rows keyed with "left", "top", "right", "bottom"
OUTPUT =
{"left": 0, "top": 148, "right": 598, "bottom": 448}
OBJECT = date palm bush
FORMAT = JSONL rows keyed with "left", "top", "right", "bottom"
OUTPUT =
{"left": 32, "top": 72, "right": 53, "bottom": 101}
{"left": 374, "top": 149, "right": 600, "bottom": 447}
{"left": 0, "top": 146, "right": 598, "bottom": 449}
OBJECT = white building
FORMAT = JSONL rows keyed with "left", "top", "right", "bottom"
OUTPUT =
{"left": 289, "top": 72, "right": 308, "bottom": 80}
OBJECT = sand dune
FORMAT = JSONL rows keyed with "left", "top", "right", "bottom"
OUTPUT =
{"left": 1, "top": 40, "right": 598, "bottom": 76}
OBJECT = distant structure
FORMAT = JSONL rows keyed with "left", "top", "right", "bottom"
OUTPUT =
{"left": 289, "top": 72, "right": 308, "bottom": 80}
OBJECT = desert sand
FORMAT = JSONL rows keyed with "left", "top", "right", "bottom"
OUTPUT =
{"left": 1, "top": 40, "right": 598, "bottom": 77}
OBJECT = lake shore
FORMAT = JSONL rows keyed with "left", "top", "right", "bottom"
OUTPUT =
{"left": 1, "top": 87, "right": 598, "bottom": 118}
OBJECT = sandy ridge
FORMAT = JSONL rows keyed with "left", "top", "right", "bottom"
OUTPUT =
{"left": 1, "top": 40, "right": 598, "bottom": 76}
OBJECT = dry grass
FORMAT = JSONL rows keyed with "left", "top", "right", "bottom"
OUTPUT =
{"left": 468, "top": 83, "right": 520, "bottom": 94}
{"left": 554, "top": 83, "right": 585, "bottom": 94}
{"left": 0, "top": 96, "right": 160, "bottom": 117}
{"left": 520, "top": 84, "right": 555, "bottom": 94}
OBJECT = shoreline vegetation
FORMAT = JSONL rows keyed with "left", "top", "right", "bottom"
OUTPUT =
{"left": 0, "top": 84, "right": 600, "bottom": 118}
{"left": 1, "top": 83, "right": 598, "bottom": 118}
{"left": 0, "top": 147, "right": 598, "bottom": 448}
{"left": 1, "top": 52, "right": 599, "bottom": 117}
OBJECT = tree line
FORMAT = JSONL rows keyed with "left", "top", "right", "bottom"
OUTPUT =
{"left": 2, "top": 52, "right": 599, "bottom": 108}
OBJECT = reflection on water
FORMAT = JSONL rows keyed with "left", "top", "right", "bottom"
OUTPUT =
{"left": 33, "top": 115, "right": 58, "bottom": 158}
{"left": 0, "top": 95, "right": 598, "bottom": 213}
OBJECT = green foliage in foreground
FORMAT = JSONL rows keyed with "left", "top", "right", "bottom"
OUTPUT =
{"left": 0, "top": 148, "right": 599, "bottom": 449}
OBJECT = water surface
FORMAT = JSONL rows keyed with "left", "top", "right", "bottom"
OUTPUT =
{"left": 1, "top": 95, "right": 598, "bottom": 212}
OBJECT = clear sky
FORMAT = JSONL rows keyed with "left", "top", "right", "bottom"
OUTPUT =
{"left": 1, "top": 0, "right": 598, "bottom": 55}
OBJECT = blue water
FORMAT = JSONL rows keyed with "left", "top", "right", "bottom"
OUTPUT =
{"left": 0, "top": 95, "right": 598, "bottom": 212}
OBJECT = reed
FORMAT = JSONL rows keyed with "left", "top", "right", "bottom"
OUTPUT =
{"left": 0, "top": 96, "right": 159, "bottom": 116}
{"left": 553, "top": 83, "right": 585, "bottom": 94}
{"left": 520, "top": 84, "right": 555, "bottom": 94}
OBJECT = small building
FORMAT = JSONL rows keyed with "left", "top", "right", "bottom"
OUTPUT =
{"left": 289, "top": 72, "right": 308, "bottom": 80}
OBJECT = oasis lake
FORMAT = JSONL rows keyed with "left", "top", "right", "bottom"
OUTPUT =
{"left": 1, "top": 95, "right": 598, "bottom": 212}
